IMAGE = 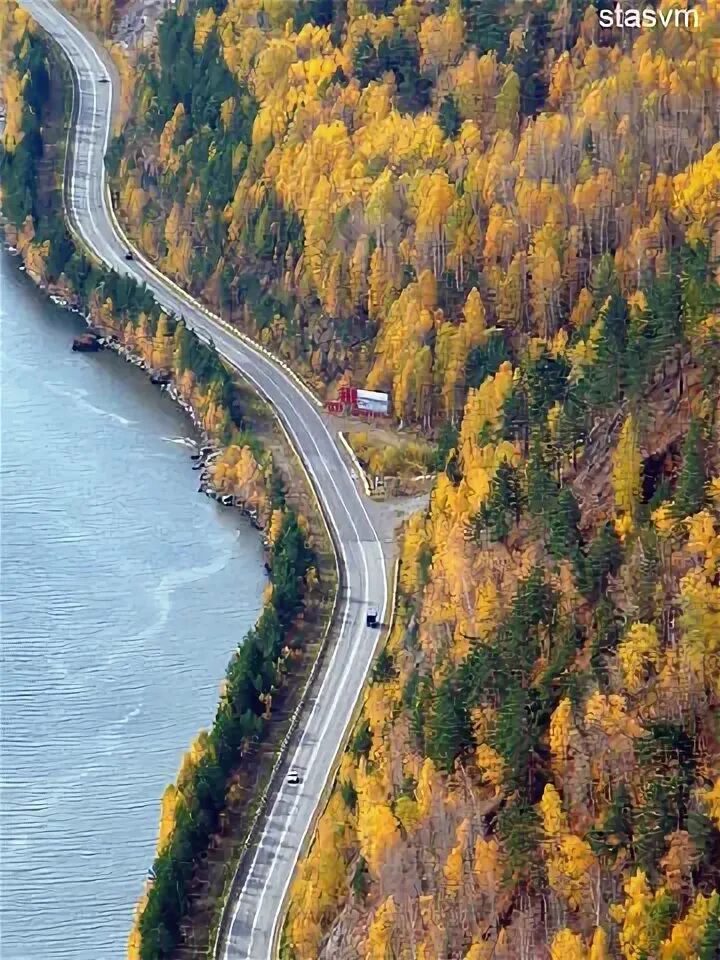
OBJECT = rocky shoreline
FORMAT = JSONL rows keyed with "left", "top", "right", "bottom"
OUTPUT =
{"left": 2, "top": 238, "right": 265, "bottom": 531}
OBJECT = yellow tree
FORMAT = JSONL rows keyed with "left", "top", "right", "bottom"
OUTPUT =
{"left": 365, "top": 897, "right": 397, "bottom": 960}
{"left": 356, "top": 767, "right": 399, "bottom": 875}
{"left": 2, "top": 69, "right": 24, "bottom": 151}
{"left": 659, "top": 891, "right": 719, "bottom": 959}
{"left": 550, "top": 929, "right": 587, "bottom": 960}
{"left": 679, "top": 567, "right": 720, "bottom": 696}
{"left": 286, "top": 792, "right": 352, "bottom": 957}
{"left": 540, "top": 784, "right": 596, "bottom": 910}
{"left": 702, "top": 777, "right": 720, "bottom": 828}
{"left": 418, "top": 0, "right": 464, "bottom": 77}
{"left": 413, "top": 170, "right": 457, "bottom": 276}
{"left": 610, "top": 869, "right": 676, "bottom": 960}
{"left": 612, "top": 413, "right": 643, "bottom": 540}
{"left": 549, "top": 697, "right": 574, "bottom": 778}
{"left": 473, "top": 835, "right": 500, "bottom": 894}
{"left": 495, "top": 69, "right": 520, "bottom": 132}
{"left": 529, "top": 223, "right": 564, "bottom": 338}
{"left": 589, "top": 928, "right": 609, "bottom": 960}
{"left": 156, "top": 784, "right": 178, "bottom": 854}
{"left": 444, "top": 818, "right": 470, "bottom": 896}
{"left": 617, "top": 623, "right": 661, "bottom": 694}
{"left": 194, "top": 7, "right": 216, "bottom": 50}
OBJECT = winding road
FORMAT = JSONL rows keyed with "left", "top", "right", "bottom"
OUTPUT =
{"left": 19, "top": 1, "right": 392, "bottom": 956}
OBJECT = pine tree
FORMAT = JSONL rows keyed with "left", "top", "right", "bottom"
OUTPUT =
{"left": 699, "top": 895, "right": 720, "bottom": 960}
{"left": 511, "top": 10, "right": 550, "bottom": 117}
{"left": 577, "top": 523, "right": 623, "bottom": 599}
{"left": 497, "top": 800, "right": 544, "bottom": 887}
{"left": 491, "top": 685, "right": 535, "bottom": 794}
{"left": 586, "top": 292, "right": 629, "bottom": 408}
{"left": 590, "top": 254, "right": 621, "bottom": 308}
{"left": 351, "top": 719, "right": 372, "bottom": 759}
{"left": 353, "top": 33, "right": 380, "bottom": 87}
{"left": 495, "top": 459, "right": 525, "bottom": 525}
{"left": 462, "top": 0, "right": 511, "bottom": 55}
{"left": 673, "top": 420, "right": 707, "bottom": 518}
{"left": 292, "top": 0, "right": 334, "bottom": 30}
{"left": 589, "top": 781, "right": 635, "bottom": 866}
{"left": 548, "top": 487, "right": 581, "bottom": 561}
{"left": 340, "top": 779, "right": 358, "bottom": 812}
{"left": 438, "top": 94, "right": 461, "bottom": 139}
{"left": 465, "top": 333, "right": 510, "bottom": 389}
{"left": 253, "top": 205, "right": 274, "bottom": 258}
{"left": 427, "top": 678, "right": 471, "bottom": 772}
{"left": 476, "top": 459, "right": 525, "bottom": 541}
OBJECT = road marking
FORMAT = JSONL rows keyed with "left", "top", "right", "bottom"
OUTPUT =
{"left": 22, "top": 7, "right": 390, "bottom": 958}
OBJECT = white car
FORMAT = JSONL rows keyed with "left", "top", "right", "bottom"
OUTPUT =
{"left": 287, "top": 768, "right": 301, "bottom": 785}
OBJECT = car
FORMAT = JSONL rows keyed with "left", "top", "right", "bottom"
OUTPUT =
{"left": 366, "top": 605, "right": 379, "bottom": 628}
{"left": 287, "top": 768, "right": 301, "bottom": 785}
{"left": 98, "top": 76, "right": 109, "bottom": 83}
{"left": 124, "top": 250, "right": 134, "bottom": 260}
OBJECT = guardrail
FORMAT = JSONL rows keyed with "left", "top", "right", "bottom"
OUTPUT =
{"left": 44, "top": 29, "right": 346, "bottom": 957}
{"left": 337, "top": 432, "right": 372, "bottom": 497}
{"left": 44, "top": 29, "right": 391, "bottom": 960}
{"left": 268, "top": 553, "right": 401, "bottom": 959}
{"left": 211, "top": 400, "right": 342, "bottom": 960}
{"left": 103, "top": 186, "right": 325, "bottom": 412}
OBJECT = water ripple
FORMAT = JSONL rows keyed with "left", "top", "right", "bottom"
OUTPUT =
{"left": 0, "top": 254, "right": 266, "bottom": 960}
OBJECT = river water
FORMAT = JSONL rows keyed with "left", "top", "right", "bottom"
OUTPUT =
{"left": 0, "top": 252, "right": 266, "bottom": 959}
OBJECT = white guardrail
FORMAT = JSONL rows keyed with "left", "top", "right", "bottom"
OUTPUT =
{"left": 337, "top": 432, "right": 372, "bottom": 497}
{"left": 268, "top": 553, "right": 401, "bottom": 960}
{"left": 46, "top": 36, "right": 395, "bottom": 959}
{"left": 104, "top": 185, "right": 324, "bottom": 411}
{"left": 210, "top": 405, "right": 341, "bottom": 959}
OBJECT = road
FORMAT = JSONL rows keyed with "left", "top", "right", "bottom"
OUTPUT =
{"left": 19, "top": 2, "right": 391, "bottom": 956}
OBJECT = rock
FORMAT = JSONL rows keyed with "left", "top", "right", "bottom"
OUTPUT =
{"left": 72, "top": 333, "right": 102, "bottom": 352}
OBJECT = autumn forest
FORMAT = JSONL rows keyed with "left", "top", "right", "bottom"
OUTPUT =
{"left": 3, "top": 0, "right": 720, "bottom": 956}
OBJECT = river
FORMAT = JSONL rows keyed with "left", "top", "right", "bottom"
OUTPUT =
{"left": 0, "top": 252, "right": 266, "bottom": 959}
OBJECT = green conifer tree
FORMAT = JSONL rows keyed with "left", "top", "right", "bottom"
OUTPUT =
{"left": 673, "top": 419, "right": 707, "bottom": 518}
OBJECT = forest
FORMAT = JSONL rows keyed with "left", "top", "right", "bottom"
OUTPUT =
{"left": 4, "top": 0, "right": 720, "bottom": 956}
{"left": 100, "top": 0, "right": 720, "bottom": 417}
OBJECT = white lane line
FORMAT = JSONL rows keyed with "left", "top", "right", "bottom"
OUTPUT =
{"left": 263, "top": 540, "right": 386, "bottom": 956}
{"left": 244, "top": 597, "right": 368, "bottom": 955}
{"left": 213, "top": 356, "right": 387, "bottom": 957}
{"left": 47, "top": 5, "right": 121, "bottom": 275}
{"left": 41, "top": 13, "right": 105, "bottom": 261}
{"left": 47, "top": 0, "right": 381, "bottom": 554}
{"left": 216, "top": 361, "right": 386, "bottom": 956}
{"left": 24, "top": 7, "right": 390, "bottom": 956}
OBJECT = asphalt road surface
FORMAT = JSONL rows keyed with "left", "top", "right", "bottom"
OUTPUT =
{"left": 19, "top": 2, "right": 391, "bottom": 956}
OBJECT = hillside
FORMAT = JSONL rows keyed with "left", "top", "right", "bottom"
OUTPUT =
{"left": 96, "top": 0, "right": 719, "bottom": 406}
{"left": 7, "top": 0, "right": 720, "bottom": 957}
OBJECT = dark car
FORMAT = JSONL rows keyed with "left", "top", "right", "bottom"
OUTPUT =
{"left": 366, "top": 606, "right": 379, "bottom": 628}
{"left": 124, "top": 250, "right": 134, "bottom": 260}
{"left": 98, "top": 76, "right": 109, "bottom": 83}
{"left": 287, "top": 768, "right": 301, "bottom": 785}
